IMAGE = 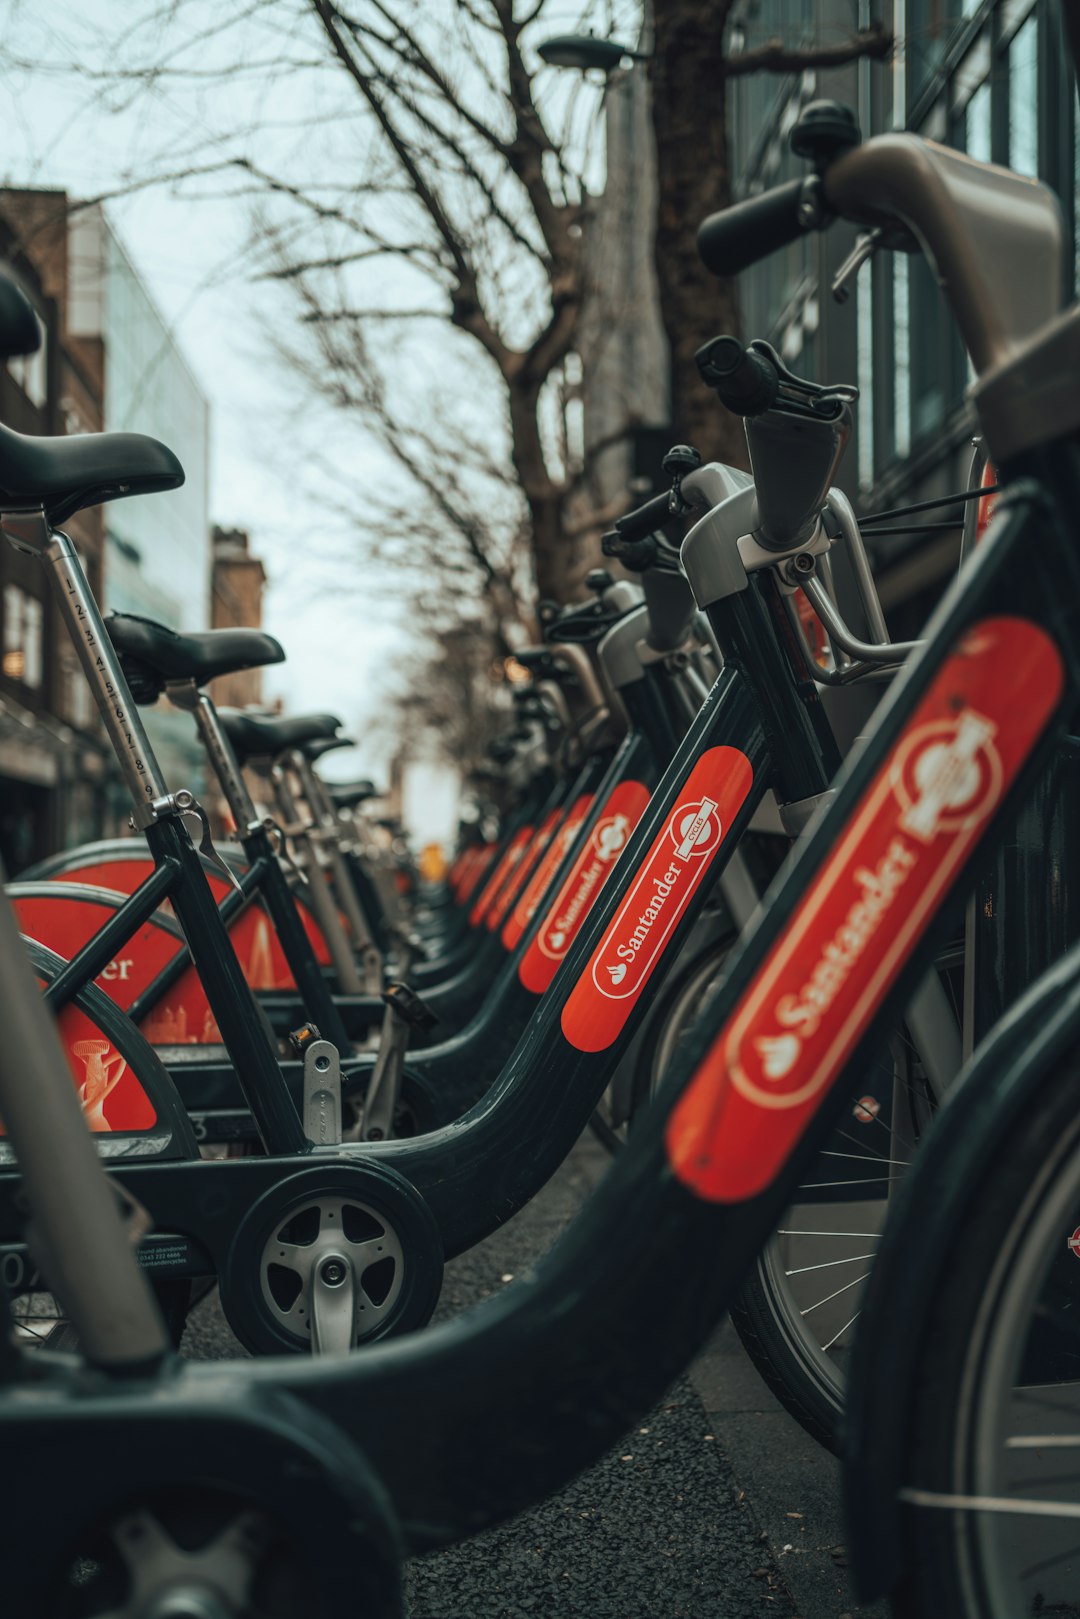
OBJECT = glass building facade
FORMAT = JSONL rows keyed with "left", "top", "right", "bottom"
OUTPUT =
{"left": 68, "top": 206, "right": 211, "bottom": 788}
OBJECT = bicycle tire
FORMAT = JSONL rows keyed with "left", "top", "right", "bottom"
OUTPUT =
{"left": 878, "top": 1045, "right": 1080, "bottom": 1618}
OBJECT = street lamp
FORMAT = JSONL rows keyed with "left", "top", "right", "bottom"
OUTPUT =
{"left": 536, "top": 33, "right": 648, "bottom": 73}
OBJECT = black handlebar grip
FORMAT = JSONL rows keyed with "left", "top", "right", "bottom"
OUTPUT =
{"left": 0, "top": 272, "right": 40, "bottom": 361}
{"left": 697, "top": 177, "right": 813, "bottom": 277}
{"left": 602, "top": 529, "right": 658, "bottom": 572}
{"left": 695, "top": 335, "right": 779, "bottom": 417}
{"left": 614, "top": 489, "right": 675, "bottom": 542}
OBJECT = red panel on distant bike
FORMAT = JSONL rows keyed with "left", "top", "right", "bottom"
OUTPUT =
{"left": 561, "top": 748, "right": 753, "bottom": 1052}
{"left": 12, "top": 891, "right": 226, "bottom": 1047}
{"left": 458, "top": 844, "right": 497, "bottom": 903}
{"left": 0, "top": 972, "right": 158, "bottom": 1136}
{"left": 518, "top": 780, "right": 651, "bottom": 996}
{"left": 666, "top": 617, "right": 1064, "bottom": 1203}
{"left": 502, "top": 794, "right": 595, "bottom": 952}
{"left": 470, "top": 825, "right": 534, "bottom": 928}
{"left": 42, "top": 852, "right": 334, "bottom": 985}
{"left": 487, "top": 809, "right": 562, "bottom": 934}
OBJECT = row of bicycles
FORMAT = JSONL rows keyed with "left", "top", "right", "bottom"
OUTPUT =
{"left": 1, "top": 80, "right": 1079, "bottom": 1617}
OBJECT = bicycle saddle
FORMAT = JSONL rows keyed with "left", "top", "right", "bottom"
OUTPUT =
{"left": 218, "top": 709, "right": 342, "bottom": 763}
{"left": 301, "top": 735, "right": 354, "bottom": 762}
{"left": 0, "top": 422, "right": 184, "bottom": 525}
{"left": 106, "top": 614, "right": 284, "bottom": 696}
{"left": 328, "top": 780, "right": 379, "bottom": 808}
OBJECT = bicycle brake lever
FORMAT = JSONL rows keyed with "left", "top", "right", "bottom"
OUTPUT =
{"left": 152, "top": 789, "right": 244, "bottom": 895}
{"left": 830, "top": 228, "right": 883, "bottom": 304}
{"left": 254, "top": 816, "right": 309, "bottom": 886}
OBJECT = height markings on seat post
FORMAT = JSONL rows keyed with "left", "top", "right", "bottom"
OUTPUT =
{"left": 518, "top": 779, "right": 652, "bottom": 995}
{"left": 502, "top": 794, "right": 595, "bottom": 952}
{"left": 560, "top": 748, "right": 754, "bottom": 1052}
{"left": 666, "top": 617, "right": 1065, "bottom": 1204}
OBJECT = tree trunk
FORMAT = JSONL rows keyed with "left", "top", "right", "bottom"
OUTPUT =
{"left": 649, "top": 0, "right": 748, "bottom": 472}
{"left": 506, "top": 379, "right": 597, "bottom": 606}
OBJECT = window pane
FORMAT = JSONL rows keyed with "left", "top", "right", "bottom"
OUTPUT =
{"left": 4, "top": 584, "right": 20, "bottom": 648}
{"left": 911, "top": 256, "right": 948, "bottom": 438}
{"left": 965, "top": 81, "right": 992, "bottom": 162}
{"left": 1008, "top": 15, "right": 1038, "bottom": 177}
{"left": 24, "top": 598, "right": 42, "bottom": 688}
{"left": 894, "top": 256, "right": 911, "bottom": 460}
{"left": 857, "top": 267, "right": 874, "bottom": 488}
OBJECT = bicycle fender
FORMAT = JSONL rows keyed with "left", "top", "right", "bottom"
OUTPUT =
{"left": 844, "top": 935, "right": 1080, "bottom": 1603}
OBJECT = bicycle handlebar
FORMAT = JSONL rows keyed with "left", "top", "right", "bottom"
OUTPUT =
{"left": 695, "top": 335, "right": 780, "bottom": 417}
{"left": 698, "top": 125, "right": 1063, "bottom": 382}
{"left": 613, "top": 489, "right": 675, "bottom": 542}
{"left": 0, "top": 272, "right": 40, "bottom": 361}
{"left": 696, "top": 177, "right": 819, "bottom": 278}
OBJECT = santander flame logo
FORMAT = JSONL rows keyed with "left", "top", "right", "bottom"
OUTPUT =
{"left": 753, "top": 1033, "right": 800, "bottom": 1081}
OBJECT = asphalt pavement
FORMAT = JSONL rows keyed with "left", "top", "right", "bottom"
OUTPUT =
{"left": 182, "top": 1131, "right": 887, "bottom": 1619}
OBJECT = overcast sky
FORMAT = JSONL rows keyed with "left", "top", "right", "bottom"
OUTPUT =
{"left": 0, "top": 0, "right": 626, "bottom": 840}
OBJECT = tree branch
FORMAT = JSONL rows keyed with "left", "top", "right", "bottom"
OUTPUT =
{"left": 311, "top": 0, "right": 514, "bottom": 373}
{"left": 724, "top": 22, "right": 893, "bottom": 78}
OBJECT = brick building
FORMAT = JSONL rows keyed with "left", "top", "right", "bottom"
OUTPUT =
{"left": 209, "top": 525, "right": 271, "bottom": 710}
{"left": 0, "top": 192, "right": 116, "bottom": 871}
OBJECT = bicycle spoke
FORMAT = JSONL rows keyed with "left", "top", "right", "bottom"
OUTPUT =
{"left": 784, "top": 1252, "right": 876, "bottom": 1277}
{"left": 800, "top": 1271, "right": 872, "bottom": 1316}
{"left": 798, "top": 1174, "right": 905, "bottom": 1189}
{"left": 819, "top": 1150, "right": 910, "bottom": 1167}
{"left": 900, "top": 1487, "right": 1080, "bottom": 1522}
{"left": 776, "top": 1228, "right": 882, "bottom": 1238}
{"left": 820, "top": 1309, "right": 862, "bottom": 1351}
{"left": 1006, "top": 1435, "right": 1080, "bottom": 1450}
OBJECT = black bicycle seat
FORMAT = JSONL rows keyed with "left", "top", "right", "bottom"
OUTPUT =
{"left": 0, "top": 422, "right": 184, "bottom": 525}
{"left": 301, "top": 735, "right": 354, "bottom": 762}
{"left": 218, "top": 709, "right": 342, "bottom": 763}
{"left": 106, "top": 614, "right": 284, "bottom": 699}
{"left": 328, "top": 779, "right": 379, "bottom": 808}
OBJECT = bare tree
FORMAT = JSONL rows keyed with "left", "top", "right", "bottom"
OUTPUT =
{"left": 250, "top": 0, "right": 636, "bottom": 616}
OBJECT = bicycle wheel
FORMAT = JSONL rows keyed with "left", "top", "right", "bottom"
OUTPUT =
{"left": 886, "top": 1044, "right": 1080, "bottom": 1618}
{"left": 730, "top": 1028, "right": 935, "bottom": 1452}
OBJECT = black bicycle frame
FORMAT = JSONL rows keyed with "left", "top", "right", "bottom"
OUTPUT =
{"left": 0, "top": 651, "right": 780, "bottom": 1273}
{"left": 0, "top": 489, "right": 854, "bottom": 1287}
{"left": 246, "top": 440, "right": 1080, "bottom": 1548}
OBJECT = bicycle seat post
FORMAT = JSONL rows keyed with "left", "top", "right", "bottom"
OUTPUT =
{"left": 289, "top": 748, "right": 383, "bottom": 991}
{"left": 269, "top": 760, "right": 367, "bottom": 997}
{"left": 4, "top": 516, "right": 170, "bottom": 821}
